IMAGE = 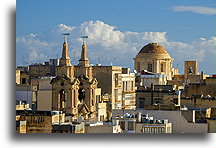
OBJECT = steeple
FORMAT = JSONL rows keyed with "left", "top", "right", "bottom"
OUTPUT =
{"left": 60, "top": 33, "right": 71, "bottom": 66}
{"left": 79, "top": 36, "right": 89, "bottom": 67}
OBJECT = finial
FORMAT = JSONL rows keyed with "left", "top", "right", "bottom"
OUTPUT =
{"left": 81, "top": 36, "right": 88, "bottom": 44}
{"left": 62, "top": 33, "right": 70, "bottom": 43}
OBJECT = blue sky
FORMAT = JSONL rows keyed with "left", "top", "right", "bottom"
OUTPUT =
{"left": 16, "top": 0, "right": 216, "bottom": 74}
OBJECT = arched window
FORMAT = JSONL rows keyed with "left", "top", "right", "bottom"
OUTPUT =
{"left": 78, "top": 88, "right": 85, "bottom": 101}
{"left": 147, "top": 63, "right": 153, "bottom": 72}
{"left": 161, "top": 62, "right": 165, "bottom": 72}
{"left": 59, "top": 89, "right": 67, "bottom": 109}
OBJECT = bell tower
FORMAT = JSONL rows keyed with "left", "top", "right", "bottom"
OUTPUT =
{"left": 55, "top": 33, "right": 74, "bottom": 79}
{"left": 74, "top": 36, "right": 98, "bottom": 120}
{"left": 59, "top": 33, "right": 71, "bottom": 66}
{"left": 77, "top": 36, "right": 93, "bottom": 79}
{"left": 51, "top": 33, "right": 79, "bottom": 118}
{"left": 79, "top": 42, "right": 89, "bottom": 67}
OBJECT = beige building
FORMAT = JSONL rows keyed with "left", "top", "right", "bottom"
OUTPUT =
{"left": 16, "top": 110, "right": 64, "bottom": 133}
{"left": 52, "top": 122, "right": 85, "bottom": 133}
{"left": 206, "top": 108, "right": 216, "bottom": 119}
{"left": 92, "top": 66, "right": 122, "bottom": 110}
{"left": 16, "top": 101, "right": 30, "bottom": 110}
{"left": 181, "top": 96, "right": 216, "bottom": 109}
{"left": 29, "top": 59, "right": 59, "bottom": 81}
{"left": 31, "top": 77, "right": 53, "bottom": 111}
{"left": 112, "top": 113, "right": 172, "bottom": 133}
{"left": 16, "top": 67, "right": 30, "bottom": 85}
{"left": 51, "top": 36, "right": 100, "bottom": 121}
{"left": 136, "top": 72, "right": 167, "bottom": 88}
{"left": 16, "top": 121, "right": 27, "bottom": 133}
{"left": 134, "top": 43, "right": 174, "bottom": 80}
{"left": 167, "top": 61, "right": 209, "bottom": 86}
{"left": 85, "top": 123, "right": 122, "bottom": 133}
{"left": 136, "top": 85, "right": 180, "bottom": 108}
{"left": 135, "top": 115, "right": 172, "bottom": 133}
{"left": 113, "top": 109, "right": 208, "bottom": 133}
{"left": 16, "top": 70, "right": 21, "bottom": 84}
{"left": 121, "top": 70, "right": 136, "bottom": 110}
{"left": 97, "top": 102, "right": 107, "bottom": 121}
{"left": 20, "top": 71, "right": 30, "bottom": 85}
{"left": 207, "top": 119, "right": 216, "bottom": 133}
{"left": 92, "top": 66, "right": 136, "bottom": 110}
{"left": 16, "top": 84, "right": 32, "bottom": 108}
{"left": 184, "top": 77, "right": 215, "bottom": 98}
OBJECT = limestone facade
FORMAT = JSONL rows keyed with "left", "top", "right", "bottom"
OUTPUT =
{"left": 92, "top": 66, "right": 136, "bottom": 110}
{"left": 50, "top": 37, "right": 99, "bottom": 120}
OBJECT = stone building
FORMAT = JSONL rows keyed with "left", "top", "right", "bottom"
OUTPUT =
{"left": 113, "top": 109, "right": 208, "bottom": 133}
{"left": 134, "top": 43, "right": 174, "bottom": 80}
{"left": 16, "top": 84, "right": 32, "bottom": 108}
{"left": 16, "top": 66, "right": 29, "bottom": 85}
{"left": 31, "top": 77, "right": 53, "bottom": 111}
{"left": 16, "top": 110, "right": 64, "bottom": 133}
{"left": 136, "top": 85, "right": 180, "bottom": 109}
{"left": 92, "top": 66, "right": 136, "bottom": 110}
{"left": 136, "top": 70, "right": 167, "bottom": 88}
{"left": 29, "top": 59, "right": 59, "bottom": 81}
{"left": 184, "top": 77, "right": 216, "bottom": 98}
{"left": 74, "top": 42, "right": 98, "bottom": 120}
{"left": 167, "top": 61, "right": 209, "bottom": 86}
{"left": 16, "top": 121, "right": 27, "bottom": 133}
{"left": 52, "top": 122, "right": 85, "bottom": 133}
{"left": 92, "top": 66, "right": 122, "bottom": 110}
{"left": 16, "top": 70, "right": 20, "bottom": 84}
{"left": 50, "top": 36, "right": 99, "bottom": 121}
{"left": 112, "top": 112, "right": 172, "bottom": 133}
{"left": 121, "top": 68, "right": 136, "bottom": 110}
{"left": 50, "top": 36, "right": 79, "bottom": 118}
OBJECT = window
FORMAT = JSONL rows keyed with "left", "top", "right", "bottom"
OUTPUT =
{"left": 21, "top": 78, "right": 26, "bottom": 84}
{"left": 123, "top": 81, "right": 125, "bottom": 91}
{"left": 139, "top": 98, "right": 145, "bottom": 108}
{"left": 154, "top": 98, "right": 162, "bottom": 104}
{"left": 125, "top": 81, "right": 128, "bottom": 91}
{"left": 160, "top": 62, "right": 166, "bottom": 73}
{"left": 147, "top": 63, "right": 153, "bottom": 72}
{"left": 161, "top": 63, "right": 165, "bottom": 72}
{"left": 128, "top": 122, "right": 134, "bottom": 130}
{"left": 144, "top": 127, "right": 148, "bottom": 133}
{"left": 158, "top": 128, "right": 161, "bottom": 133}
{"left": 92, "top": 89, "right": 94, "bottom": 106}
{"left": 150, "top": 127, "right": 154, "bottom": 133}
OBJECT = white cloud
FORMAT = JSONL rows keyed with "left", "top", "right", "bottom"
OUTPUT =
{"left": 171, "top": 6, "right": 216, "bottom": 15}
{"left": 16, "top": 20, "right": 216, "bottom": 74}
{"left": 200, "top": 37, "right": 206, "bottom": 41}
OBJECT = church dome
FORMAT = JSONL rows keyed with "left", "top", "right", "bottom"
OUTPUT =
{"left": 138, "top": 43, "right": 168, "bottom": 54}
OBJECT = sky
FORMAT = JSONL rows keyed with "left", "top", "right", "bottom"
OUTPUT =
{"left": 16, "top": 0, "right": 216, "bottom": 75}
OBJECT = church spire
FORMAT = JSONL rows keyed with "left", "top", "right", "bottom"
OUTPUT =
{"left": 60, "top": 33, "right": 71, "bottom": 66}
{"left": 79, "top": 36, "right": 89, "bottom": 67}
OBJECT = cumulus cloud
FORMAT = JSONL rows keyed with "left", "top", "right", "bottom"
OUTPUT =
{"left": 171, "top": 6, "right": 216, "bottom": 15}
{"left": 16, "top": 20, "right": 216, "bottom": 74}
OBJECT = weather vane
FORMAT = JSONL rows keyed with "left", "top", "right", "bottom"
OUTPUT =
{"left": 81, "top": 36, "right": 88, "bottom": 43}
{"left": 62, "top": 33, "right": 70, "bottom": 43}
